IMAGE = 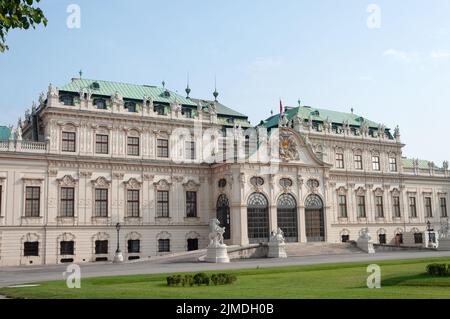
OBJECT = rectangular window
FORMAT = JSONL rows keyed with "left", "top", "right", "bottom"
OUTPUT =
{"left": 341, "top": 235, "right": 350, "bottom": 243}
{"left": 95, "top": 240, "right": 108, "bottom": 254}
{"left": 95, "top": 189, "right": 108, "bottom": 217}
{"left": 24, "top": 242, "right": 39, "bottom": 256}
{"left": 375, "top": 196, "right": 384, "bottom": 218}
{"left": 409, "top": 197, "right": 417, "bottom": 218}
{"left": 127, "top": 137, "right": 140, "bottom": 156}
{"left": 372, "top": 156, "right": 380, "bottom": 171}
{"left": 60, "top": 241, "right": 74, "bottom": 255}
{"left": 157, "top": 139, "right": 169, "bottom": 158}
{"left": 127, "top": 190, "right": 140, "bottom": 217}
{"left": 357, "top": 195, "right": 366, "bottom": 218}
{"left": 95, "top": 134, "right": 109, "bottom": 154}
{"left": 414, "top": 233, "right": 423, "bottom": 244}
{"left": 127, "top": 240, "right": 140, "bottom": 253}
{"left": 441, "top": 197, "right": 448, "bottom": 217}
{"left": 378, "top": 234, "right": 386, "bottom": 245}
{"left": 158, "top": 239, "right": 170, "bottom": 252}
{"left": 25, "top": 186, "right": 40, "bottom": 217}
{"left": 338, "top": 195, "right": 347, "bottom": 218}
{"left": 60, "top": 187, "right": 75, "bottom": 217}
{"left": 157, "top": 190, "right": 169, "bottom": 217}
{"left": 354, "top": 154, "right": 363, "bottom": 170}
{"left": 186, "top": 191, "right": 197, "bottom": 218}
{"left": 185, "top": 141, "right": 196, "bottom": 160}
{"left": 335, "top": 153, "right": 344, "bottom": 169}
{"left": 393, "top": 196, "right": 401, "bottom": 218}
{"left": 425, "top": 197, "right": 433, "bottom": 217}
{"left": 62, "top": 132, "right": 76, "bottom": 152}
{"left": 389, "top": 157, "right": 397, "bottom": 172}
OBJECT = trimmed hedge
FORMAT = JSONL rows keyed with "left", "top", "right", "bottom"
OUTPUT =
{"left": 426, "top": 263, "right": 450, "bottom": 276}
{"left": 166, "top": 273, "right": 237, "bottom": 287}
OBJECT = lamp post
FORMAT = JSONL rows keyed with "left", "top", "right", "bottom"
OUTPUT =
{"left": 113, "top": 222, "right": 124, "bottom": 263}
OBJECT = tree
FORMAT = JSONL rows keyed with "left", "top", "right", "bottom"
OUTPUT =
{"left": 0, "top": 0, "right": 47, "bottom": 52}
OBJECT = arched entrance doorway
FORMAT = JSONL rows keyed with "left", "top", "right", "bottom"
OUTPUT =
{"left": 304, "top": 194, "right": 325, "bottom": 242}
{"left": 277, "top": 193, "right": 298, "bottom": 242}
{"left": 247, "top": 193, "right": 269, "bottom": 243}
{"left": 216, "top": 194, "right": 231, "bottom": 240}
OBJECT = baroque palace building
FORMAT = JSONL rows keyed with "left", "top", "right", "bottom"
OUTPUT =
{"left": 0, "top": 77, "right": 448, "bottom": 266}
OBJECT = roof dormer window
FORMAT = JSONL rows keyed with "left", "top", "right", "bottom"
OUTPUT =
{"left": 59, "top": 94, "right": 74, "bottom": 106}
{"left": 91, "top": 82, "right": 100, "bottom": 90}
{"left": 124, "top": 101, "right": 137, "bottom": 113}
{"left": 94, "top": 98, "right": 107, "bottom": 110}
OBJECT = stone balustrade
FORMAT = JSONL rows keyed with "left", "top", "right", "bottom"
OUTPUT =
{"left": 0, "top": 140, "right": 48, "bottom": 154}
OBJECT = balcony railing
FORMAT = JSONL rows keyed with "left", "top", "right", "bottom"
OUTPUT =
{"left": 0, "top": 140, "right": 48, "bottom": 154}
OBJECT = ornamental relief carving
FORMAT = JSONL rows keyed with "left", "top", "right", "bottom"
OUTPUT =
{"left": 183, "top": 180, "right": 200, "bottom": 191}
{"left": 57, "top": 175, "right": 78, "bottom": 187}
{"left": 91, "top": 176, "right": 111, "bottom": 188}
{"left": 124, "top": 178, "right": 141, "bottom": 189}
{"left": 279, "top": 133, "right": 300, "bottom": 161}
{"left": 154, "top": 179, "right": 172, "bottom": 190}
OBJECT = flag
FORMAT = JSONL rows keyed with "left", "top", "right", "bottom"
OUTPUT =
{"left": 279, "top": 99, "right": 283, "bottom": 114}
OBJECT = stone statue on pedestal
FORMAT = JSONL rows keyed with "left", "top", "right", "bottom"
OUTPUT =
{"left": 357, "top": 227, "right": 375, "bottom": 254}
{"left": 205, "top": 218, "right": 230, "bottom": 263}
{"left": 268, "top": 227, "right": 287, "bottom": 258}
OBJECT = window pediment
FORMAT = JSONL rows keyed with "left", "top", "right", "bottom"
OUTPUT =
{"left": 156, "top": 231, "right": 171, "bottom": 240}
{"left": 154, "top": 179, "right": 172, "bottom": 190}
{"left": 57, "top": 175, "right": 78, "bottom": 187}
{"left": 183, "top": 180, "right": 200, "bottom": 191}
{"left": 124, "top": 178, "right": 142, "bottom": 189}
{"left": 355, "top": 187, "right": 366, "bottom": 196}
{"left": 91, "top": 176, "right": 111, "bottom": 188}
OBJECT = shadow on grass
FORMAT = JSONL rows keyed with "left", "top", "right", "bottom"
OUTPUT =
{"left": 354, "top": 273, "right": 450, "bottom": 289}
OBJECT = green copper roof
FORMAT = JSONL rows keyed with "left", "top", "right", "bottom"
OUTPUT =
{"left": 402, "top": 157, "right": 439, "bottom": 169}
{"left": 60, "top": 78, "right": 197, "bottom": 106}
{"left": 263, "top": 106, "right": 380, "bottom": 129}
{"left": 0, "top": 126, "right": 10, "bottom": 140}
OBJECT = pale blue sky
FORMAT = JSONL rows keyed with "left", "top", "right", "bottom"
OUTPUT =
{"left": 1, "top": 0, "right": 450, "bottom": 163}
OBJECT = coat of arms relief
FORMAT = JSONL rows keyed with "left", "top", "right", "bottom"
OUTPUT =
{"left": 279, "top": 133, "right": 300, "bottom": 161}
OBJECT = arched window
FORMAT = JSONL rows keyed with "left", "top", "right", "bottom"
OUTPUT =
{"left": 247, "top": 193, "right": 269, "bottom": 243}
{"left": 277, "top": 194, "right": 298, "bottom": 242}
{"left": 304, "top": 194, "right": 325, "bottom": 242}
{"left": 217, "top": 194, "right": 230, "bottom": 240}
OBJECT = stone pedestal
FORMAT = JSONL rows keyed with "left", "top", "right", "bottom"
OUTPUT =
{"left": 113, "top": 251, "right": 124, "bottom": 263}
{"left": 357, "top": 238, "right": 375, "bottom": 254}
{"left": 267, "top": 241, "right": 287, "bottom": 258}
{"left": 437, "top": 238, "right": 450, "bottom": 251}
{"left": 205, "top": 246, "right": 230, "bottom": 263}
{"left": 357, "top": 229, "right": 375, "bottom": 254}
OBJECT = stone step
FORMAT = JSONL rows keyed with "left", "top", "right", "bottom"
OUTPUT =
{"left": 285, "top": 242, "right": 363, "bottom": 257}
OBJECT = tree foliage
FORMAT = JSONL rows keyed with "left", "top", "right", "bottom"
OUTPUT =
{"left": 0, "top": 0, "right": 47, "bottom": 52}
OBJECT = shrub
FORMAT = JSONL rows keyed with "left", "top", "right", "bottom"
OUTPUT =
{"left": 182, "top": 275, "right": 194, "bottom": 287}
{"left": 211, "top": 273, "right": 237, "bottom": 285}
{"left": 426, "top": 264, "right": 449, "bottom": 276}
{"left": 194, "top": 273, "right": 210, "bottom": 286}
{"left": 166, "top": 275, "right": 183, "bottom": 286}
{"left": 167, "top": 273, "right": 236, "bottom": 287}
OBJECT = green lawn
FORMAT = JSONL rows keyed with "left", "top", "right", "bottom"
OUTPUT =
{"left": 2, "top": 257, "right": 450, "bottom": 299}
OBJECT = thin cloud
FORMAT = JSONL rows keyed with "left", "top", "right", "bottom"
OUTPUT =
{"left": 430, "top": 50, "right": 450, "bottom": 61}
{"left": 382, "top": 49, "right": 418, "bottom": 63}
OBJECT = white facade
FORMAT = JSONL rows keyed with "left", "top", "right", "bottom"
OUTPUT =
{"left": 0, "top": 79, "right": 448, "bottom": 266}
